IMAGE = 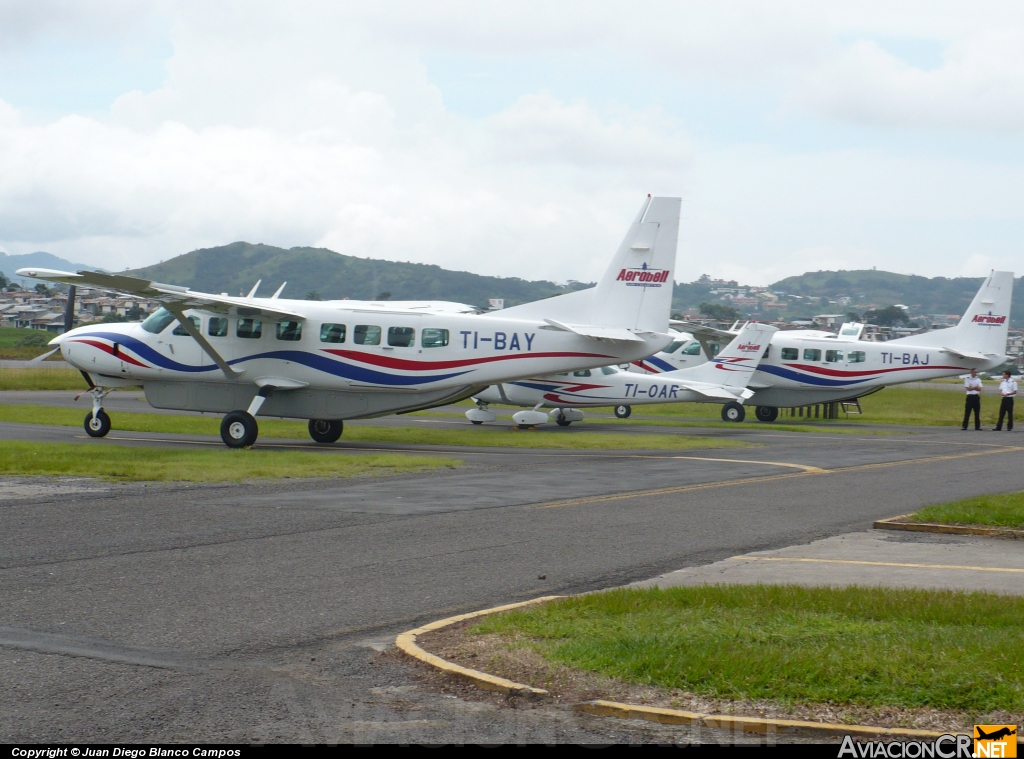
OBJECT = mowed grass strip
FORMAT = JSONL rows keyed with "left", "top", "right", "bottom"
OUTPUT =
{"left": 0, "top": 367, "right": 98, "bottom": 391}
{"left": 0, "top": 404, "right": 754, "bottom": 450}
{"left": 473, "top": 585, "right": 1024, "bottom": 711}
{"left": 0, "top": 441, "right": 459, "bottom": 482}
{"left": 910, "top": 492, "right": 1024, "bottom": 529}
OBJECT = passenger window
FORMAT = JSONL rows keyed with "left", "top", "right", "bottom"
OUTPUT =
{"left": 276, "top": 321, "right": 302, "bottom": 341}
{"left": 320, "top": 323, "right": 346, "bottom": 343}
{"left": 710, "top": 343, "right": 721, "bottom": 357}
{"left": 237, "top": 318, "right": 263, "bottom": 339}
{"left": 387, "top": 326, "right": 415, "bottom": 347}
{"left": 804, "top": 348, "right": 822, "bottom": 361}
{"left": 825, "top": 350, "right": 844, "bottom": 363}
{"left": 353, "top": 325, "right": 381, "bottom": 345}
{"left": 781, "top": 347, "right": 798, "bottom": 361}
{"left": 600, "top": 366, "right": 618, "bottom": 375}
{"left": 848, "top": 351, "right": 866, "bottom": 363}
{"left": 682, "top": 343, "right": 702, "bottom": 355}
{"left": 208, "top": 317, "right": 228, "bottom": 337}
{"left": 172, "top": 315, "right": 200, "bottom": 336}
{"left": 421, "top": 328, "right": 449, "bottom": 348}
{"left": 573, "top": 370, "right": 592, "bottom": 377}
{"left": 664, "top": 341, "right": 684, "bottom": 354}
{"left": 142, "top": 308, "right": 177, "bottom": 334}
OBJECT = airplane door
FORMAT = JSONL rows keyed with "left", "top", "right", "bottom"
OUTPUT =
{"left": 159, "top": 315, "right": 202, "bottom": 370}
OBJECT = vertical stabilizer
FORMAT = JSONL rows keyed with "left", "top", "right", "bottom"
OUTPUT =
{"left": 893, "top": 271, "right": 1014, "bottom": 358}
{"left": 669, "top": 322, "right": 778, "bottom": 388}
{"left": 492, "top": 196, "right": 681, "bottom": 333}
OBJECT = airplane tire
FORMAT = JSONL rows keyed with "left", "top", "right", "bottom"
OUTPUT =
{"left": 84, "top": 409, "right": 111, "bottom": 438}
{"left": 471, "top": 420, "right": 483, "bottom": 425}
{"left": 308, "top": 419, "right": 343, "bottom": 444}
{"left": 221, "top": 411, "right": 258, "bottom": 448}
{"left": 755, "top": 405, "right": 779, "bottom": 423}
{"left": 614, "top": 405, "right": 632, "bottom": 419}
{"left": 556, "top": 417, "right": 572, "bottom": 427}
{"left": 721, "top": 402, "right": 746, "bottom": 423}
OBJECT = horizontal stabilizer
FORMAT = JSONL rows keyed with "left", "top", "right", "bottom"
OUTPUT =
{"left": 543, "top": 319, "right": 645, "bottom": 342}
{"left": 669, "top": 320, "right": 738, "bottom": 342}
{"left": 672, "top": 380, "right": 746, "bottom": 401}
{"left": 941, "top": 347, "right": 994, "bottom": 361}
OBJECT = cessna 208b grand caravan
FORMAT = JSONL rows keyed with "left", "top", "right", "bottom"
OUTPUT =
{"left": 19, "top": 196, "right": 681, "bottom": 447}
{"left": 630, "top": 271, "right": 1015, "bottom": 421}
{"left": 466, "top": 321, "right": 777, "bottom": 427}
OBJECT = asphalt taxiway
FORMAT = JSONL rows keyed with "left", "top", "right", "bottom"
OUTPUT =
{"left": 1, "top": 404, "right": 1022, "bottom": 743}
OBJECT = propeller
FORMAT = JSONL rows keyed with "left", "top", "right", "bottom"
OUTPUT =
{"left": 27, "top": 283, "right": 76, "bottom": 365}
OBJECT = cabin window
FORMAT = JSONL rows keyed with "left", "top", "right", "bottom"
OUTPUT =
{"left": 762, "top": 346, "right": 770, "bottom": 358}
{"left": 681, "top": 342, "right": 702, "bottom": 356}
{"left": 353, "top": 325, "right": 381, "bottom": 345}
{"left": 573, "top": 369, "right": 592, "bottom": 377}
{"left": 320, "top": 323, "right": 346, "bottom": 343}
{"left": 237, "top": 318, "right": 263, "bottom": 339}
{"left": 142, "top": 308, "right": 176, "bottom": 334}
{"left": 172, "top": 315, "right": 200, "bottom": 336}
{"left": 803, "top": 348, "right": 822, "bottom": 361}
{"left": 781, "top": 347, "right": 799, "bottom": 360}
{"left": 825, "top": 350, "right": 844, "bottom": 363}
{"left": 664, "top": 341, "right": 685, "bottom": 354}
{"left": 387, "top": 326, "right": 415, "bottom": 347}
{"left": 276, "top": 321, "right": 302, "bottom": 341}
{"left": 600, "top": 366, "right": 618, "bottom": 375}
{"left": 709, "top": 343, "right": 721, "bottom": 357}
{"left": 421, "top": 328, "right": 449, "bottom": 348}
{"left": 208, "top": 317, "right": 228, "bottom": 337}
{"left": 848, "top": 351, "right": 866, "bottom": 363}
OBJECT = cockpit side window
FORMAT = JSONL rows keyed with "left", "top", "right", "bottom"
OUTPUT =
{"left": 208, "top": 317, "right": 228, "bottom": 337}
{"left": 664, "top": 341, "right": 685, "bottom": 354}
{"left": 141, "top": 308, "right": 176, "bottom": 334}
{"left": 780, "top": 347, "right": 798, "bottom": 360}
{"left": 172, "top": 315, "right": 200, "bottom": 336}
{"left": 681, "top": 343, "right": 702, "bottom": 355}
{"left": 600, "top": 366, "right": 618, "bottom": 375}
{"left": 573, "top": 369, "right": 592, "bottom": 377}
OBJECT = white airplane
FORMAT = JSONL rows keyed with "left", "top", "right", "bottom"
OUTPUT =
{"left": 466, "top": 321, "right": 778, "bottom": 426}
{"left": 627, "top": 271, "right": 1015, "bottom": 421}
{"left": 19, "top": 196, "right": 681, "bottom": 447}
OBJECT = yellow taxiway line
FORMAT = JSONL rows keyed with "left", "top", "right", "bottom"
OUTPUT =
{"left": 734, "top": 556, "right": 1024, "bottom": 574}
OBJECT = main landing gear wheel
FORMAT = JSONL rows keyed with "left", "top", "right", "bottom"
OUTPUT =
{"left": 614, "top": 405, "right": 632, "bottom": 419}
{"left": 308, "top": 419, "right": 343, "bottom": 444}
{"left": 84, "top": 409, "right": 111, "bottom": 438}
{"left": 721, "top": 402, "right": 746, "bottom": 423}
{"left": 555, "top": 412, "right": 572, "bottom": 427}
{"left": 755, "top": 405, "right": 779, "bottom": 423}
{"left": 221, "top": 410, "right": 259, "bottom": 448}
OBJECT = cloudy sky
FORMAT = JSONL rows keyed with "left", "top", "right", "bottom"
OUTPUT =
{"left": 1, "top": 1, "right": 1023, "bottom": 285}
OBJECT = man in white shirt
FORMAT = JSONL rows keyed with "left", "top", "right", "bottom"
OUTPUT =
{"left": 994, "top": 370, "right": 1017, "bottom": 431}
{"left": 962, "top": 368, "right": 983, "bottom": 430}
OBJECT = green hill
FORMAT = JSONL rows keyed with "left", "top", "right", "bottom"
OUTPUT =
{"left": 128, "top": 242, "right": 590, "bottom": 307}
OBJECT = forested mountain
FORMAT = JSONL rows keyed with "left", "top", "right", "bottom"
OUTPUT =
{"left": 128, "top": 242, "right": 591, "bottom": 307}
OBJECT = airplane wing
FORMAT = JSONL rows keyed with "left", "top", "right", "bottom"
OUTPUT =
{"left": 16, "top": 268, "right": 306, "bottom": 321}
{"left": 668, "top": 320, "right": 739, "bottom": 342}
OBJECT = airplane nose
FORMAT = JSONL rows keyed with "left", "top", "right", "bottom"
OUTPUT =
{"left": 48, "top": 334, "right": 65, "bottom": 347}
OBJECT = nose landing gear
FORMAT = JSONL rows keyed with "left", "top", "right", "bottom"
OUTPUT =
{"left": 79, "top": 387, "right": 113, "bottom": 437}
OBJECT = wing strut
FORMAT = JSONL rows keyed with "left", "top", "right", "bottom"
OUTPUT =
{"left": 166, "top": 307, "right": 241, "bottom": 380}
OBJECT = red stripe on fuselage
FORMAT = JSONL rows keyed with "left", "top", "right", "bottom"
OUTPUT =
{"left": 783, "top": 362, "right": 965, "bottom": 377}
{"left": 72, "top": 339, "right": 149, "bottom": 368}
{"left": 321, "top": 349, "right": 613, "bottom": 371}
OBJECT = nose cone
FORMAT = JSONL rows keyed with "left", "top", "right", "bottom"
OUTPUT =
{"left": 48, "top": 334, "right": 64, "bottom": 347}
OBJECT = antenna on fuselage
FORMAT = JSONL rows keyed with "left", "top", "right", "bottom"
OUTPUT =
{"left": 247, "top": 280, "right": 262, "bottom": 298}
{"left": 271, "top": 282, "right": 287, "bottom": 299}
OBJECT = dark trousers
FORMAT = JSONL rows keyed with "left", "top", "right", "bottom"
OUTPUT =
{"left": 996, "top": 397, "right": 1014, "bottom": 430}
{"left": 963, "top": 395, "right": 981, "bottom": 429}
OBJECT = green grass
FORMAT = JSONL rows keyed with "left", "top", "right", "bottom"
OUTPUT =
{"left": 0, "top": 367, "right": 94, "bottom": 391}
{"left": 474, "top": 585, "right": 1024, "bottom": 711}
{"left": 0, "top": 404, "right": 755, "bottom": 450}
{"left": 0, "top": 441, "right": 459, "bottom": 482}
{"left": 910, "top": 492, "right": 1024, "bottom": 529}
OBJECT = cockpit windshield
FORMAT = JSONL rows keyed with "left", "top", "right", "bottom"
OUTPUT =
{"left": 142, "top": 307, "right": 176, "bottom": 334}
{"left": 663, "top": 341, "right": 685, "bottom": 354}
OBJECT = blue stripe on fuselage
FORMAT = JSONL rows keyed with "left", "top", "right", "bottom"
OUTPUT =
{"left": 756, "top": 363, "right": 876, "bottom": 387}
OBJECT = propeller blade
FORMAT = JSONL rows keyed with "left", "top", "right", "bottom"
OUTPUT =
{"left": 64, "top": 284, "right": 76, "bottom": 333}
{"left": 28, "top": 348, "right": 60, "bottom": 365}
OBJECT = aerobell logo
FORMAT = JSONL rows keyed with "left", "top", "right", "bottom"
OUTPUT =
{"left": 972, "top": 312, "right": 1007, "bottom": 326}
{"left": 616, "top": 263, "right": 670, "bottom": 287}
{"left": 737, "top": 343, "right": 762, "bottom": 352}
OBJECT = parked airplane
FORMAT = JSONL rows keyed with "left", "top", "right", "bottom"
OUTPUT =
{"left": 19, "top": 196, "right": 681, "bottom": 447}
{"left": 629, "top": 271, "right": 1015, "bottom": 421}
{"left": 466, "top": 321, "right": 778, "bottom": 426}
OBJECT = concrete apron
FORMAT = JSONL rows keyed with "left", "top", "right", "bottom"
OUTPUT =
{"left": 635, "top": 530, "right": 1024, "bottom": 596}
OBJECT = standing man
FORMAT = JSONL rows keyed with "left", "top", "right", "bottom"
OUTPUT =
{"left": 994, "top": 370, "right": 1017, "bottom": 431}
{"left": 962, "top": 368, "right": 983, "bottom": 430}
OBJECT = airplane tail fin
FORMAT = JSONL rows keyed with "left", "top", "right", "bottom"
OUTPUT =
{"left": 668, "top": 322, "right": 778, "bottom": 389}
{"left": 493, "top": 196, "right": 680, "bottom": 334}
{"left": 893, "top": 271, "right": 1014, "bottom": 360}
